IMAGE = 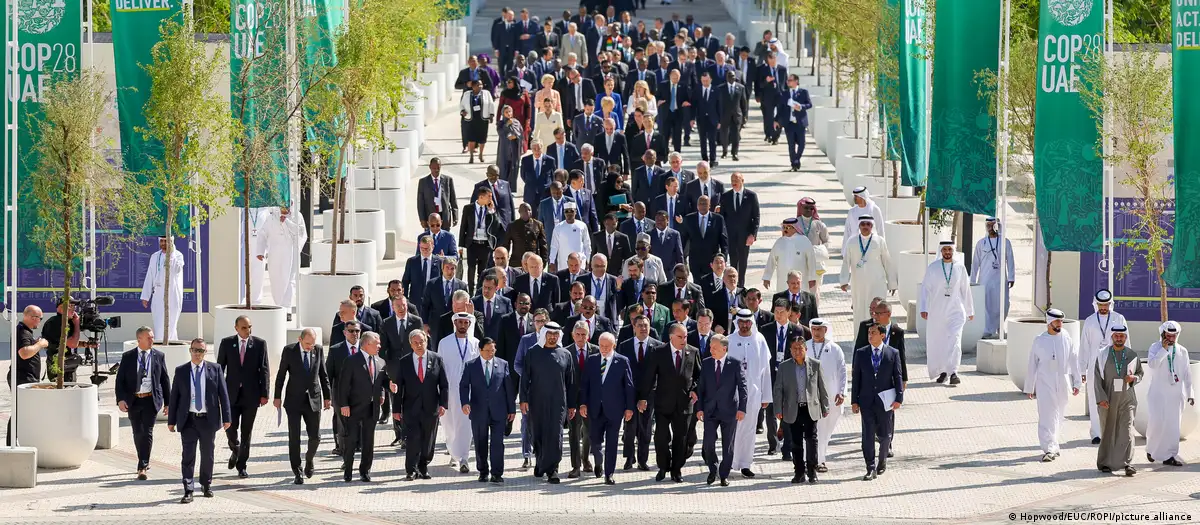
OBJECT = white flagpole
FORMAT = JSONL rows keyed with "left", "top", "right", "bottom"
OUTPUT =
{"left": 1104, "top": 0, "right": 1115, "bottom": 294}
{"left": 997, "top": 0, "right": 1012, "bottom": 338}
{"left": 7, "top": 0, "right": 22, "bottom": 448}
{"left": 87, "top": 0, "right": 97, "bottom": 299}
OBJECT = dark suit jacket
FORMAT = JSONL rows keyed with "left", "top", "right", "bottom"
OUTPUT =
{"left": 688, "top": 331, "right": 716, "bottom": 358}
{"left": 617, "top": 336, "right": 662, "bottom": 388}
{"left": 565, "top": 315, "right": 615, "bottom": 345}
{"left": 615, "top": 275, "right": 655, "bottom": 315}
{"left": 497, "top": 311, "right": 533, "bottom": 376}
{"left": 472, "top": 179, "right": 516, "bottom": 226}
{"left": 717, "top": 82, "right": 748, "bottom": 124}
{"left": 554, "top": 269, "right": 588, "bottom": 300}
{"left": 168, "top": 362, "right": 232, "bottom": 432}
{"left": 273, "top": 343, "right": 331, "bottom": 413}
{"left": 776, "top": 86, "right": 813, "bottom": 129}
{"left": 618, "top": 216, "right": 655, "bottom": 243}
{"left": 421, "top": 276, "right": 469, "bottom": 324}
{"left": 664, "top": 281, "right": 705, "bottom": 316}
{"left": 570, "top": 157, "right": 608, "bottom": 197}
{"left": 625, "top": 68, "right": 657, "bottom": 98}
{"left": 380, "top": 313, "right": 423, "bottom": 362}
{"left": 329, "top": 307, "right": 384, "bottom": 343}
{"left": 631, "top": 165, "right": 666, "bottom": 205}
{"left": 546, "top": 142, "right": 581, "bottom": 176}
{"left": 579, "top": 351, "right": 636, "bottom": 417}
{"left": 696, "top": 356, "right": 747, "bottom": 419}
{"left": 854, "top": 322, "right": 909, "bottom": 382}
{"left": 459, "top": 357, "right": 516, "bottom": 422}
{"left": 591, "top": 230, "right": 633, "bottom": 276}
{"left": 557, "top": 78, "right": 598, "bottom": 121}
{"left": 325, "top": 342, "right": 359, "bottom": 408}
{"left": 513, "top": 272, "right": 561, "bottom": 311}
{"left": 682, "top": 178, "right": 725, "bottom": 210}
{"left": 577, "top": 272, "right": 621, "bottom": 321}
{"left": 391, "top": 351, "right": 449, "bottom": 418}
{"left": 216, "top": 335, "right": 270, "bottom": 406}
{"left": 564, "top": 188, "right": 600, "bottom": 232}
{"left": 680, "top": 212, "right": 730, "bottom": 271}
{"left": 402, "top": 255, "right": 442, "bottom": 306}
{"left": 692, "top": 84, "right": 723, "bottom": 125}
{"left": 761, "top": 321, "right": 812, "bottom": 383}
{"left": 417, "top": 175, "right": 459, "bottom": 227}
{"left": 754, "top": 63, "right": 787, "bottom": 103}
{"left": 472, "top": 295, "right": 513, "bottom": 340}
{"left": 572, "top": 113, "right": 605, "bottom": 148}
{"left": 629, "top": 132, "right": 667, "bottom": 172}
{"left": 647, "top": 227, "right": 685, "bottom": 273}
{"left": 115, "top": 348, "right": 171, "bottom": 412}
{"left": 520, "top": 154, "right": 557, "bottom": 207}
{"left": 851, "top": 345, "right": 905, "bottom": 410}
{"left": 454, "top": 67, "right": 495, "bottom": 92}
{"left": 416, "top": 229, "right": 458, "bottom": 257}
{"left": 535, "top": 32, "right": 560, "bottom": 52}
{"left": 772, "top": 290, "right": 820, "bottom": 326}
{"left": 639, "top": 344, "right": 701, "bottom": 414}
{"left": 459, "top": 202, "right": 507, "bottom": 250}
{"left": 705, "top": 286, "right": 745, "bottom": 333}
{"left": 336, "top": 351, "right": 389, "bottom": 413}
{"left": 649, "top": 193, "right": 691, "bottom": 225}
{"left": 719, "top": 189, "right": 760, "bottom": 242}
{"left": 593, "top": 132, "right": 629, "bottom": 173}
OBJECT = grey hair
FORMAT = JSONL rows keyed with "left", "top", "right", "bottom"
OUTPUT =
{"left": 598, "top": 332, "right": 617, "bottom": 345}
{"left": 710, "top": 333, "right": 728, "bottom": 349}
{"left": 340, "top": 299, "right": 356, "bottom": 309}
{"left": 360, "top": 331, "right": 381, "bottom": 345}
{"left": 574, "top": 320, "right": 590, "bottom": 333}
{"left": 452, "top": 290, "right": 471, "bottom": 302}
{"left": 786, "top": 270, "right": 803, "bottom": 281}
{"left": 408, "top": 329, "right": 428, "bottom": 343}
{"left": 299, "top": 328, "right": 317, "bottom": 340}
{"left": 136, "top": 326, "right": 154, "bottom": 338}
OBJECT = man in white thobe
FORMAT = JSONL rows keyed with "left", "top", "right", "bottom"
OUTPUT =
{"left": 549, "top": 201, "right": 592, "bottom": 271}
{"left": 256, "top": 205, "right": 308, "bottom": 310}
{"left": 797, "top": 197, "right": 830, "bottom": 305}
{"left": 238, "top": 208, "right": 269, "bottom": 305}
{"left": 1078, "top": 288, "right": 1125, "bottom": 444}
{"left": 839, "top": 216, "right": 897, "bottom": 326}
{"left": 970, "top": 217, "right": 1014, "bottom": 337}
{"left": 141, "top": 237, "right": 185, "bottom": 342}
{"left": 762, "top": 217, "right": 818, "bottom": 297}
{"left": 843, "top": 187, "right": 885, "bottom": 244}
{"left": 1023, "top": 309, "right": 1080, "bottom": 462}
{"left": 1145, "top": 321, "right": 1194, "bottom": 466}
{"left": 725, "top": 309, "right": 772, "bottom": 477}
{"left": 438, "top": 313, "right": 481, "bottom": 472}
{"left": 808, "top": 318, "right": 845, "bottom": 473}
{"left": 919, "top": 241, "right": 974, "bottom": 385}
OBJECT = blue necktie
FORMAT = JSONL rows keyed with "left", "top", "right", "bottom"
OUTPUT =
{"left": 192, "top": 365, "right": 203, "bottom": 411}
{"left": 444, "top": 281, "right": 451, "bottom": 307}
{"left": 872, "top": 350, "right": 881, "bottom": 374}
{"left": 303, "top": 351, "right": 310, "bottom": 373}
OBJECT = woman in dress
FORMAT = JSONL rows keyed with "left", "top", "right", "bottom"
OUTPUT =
{"left": 625, "top": 80, "right": 657, "bottom": 122}
{"left": 593, "top": 75, "right": 624, "bottom": 126}
{"left": 459, "top": 79, "right": 495, "bottom": 163}
{"left": 632, "top": 20, "right": 650, "bottom": 50}
{"left": 479, "top": 54, "right": 501, "bottom": 96}
{"left": 532, "top": 100, "right": 564, "bottom": 148}
{"left": 534, "top": 74, "right": 561, "bottom": 113}
{"left": 597, "top": 96, "right": 622, "bottom": 132}
{"left": 496, "top": 104, "right": 524, "bottom": 190}
{"left": 496, "top": 77, "right": 531, "bottom": 150}
{"left": 625, "top": 101, "right": 646, "bottom": 138}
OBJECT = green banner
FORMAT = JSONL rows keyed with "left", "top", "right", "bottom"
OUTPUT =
{"left": 300, "top": 0, "right": 346, "bottom": 180}
{"left": 111, "top": 0, "right": 181, "bottom": 179}
{"left": 3, "top": 0, "right": 83, "bottom": 289}
{"left": 927, "top": 0, "right": 998, "bottom": 216}
{"left": 1032, "top": 0, "right": 1104, "bottom": 252}
{"left": 231, "top": 0, "right": 289, "bottom": 207}
{"left": 877, "top": 0, "right": 902, "bottom": 165}
{"left": 898, "top": 0, "right": 929, "bottom": 187}
{"left": 1165, "top": 0, "right": 1200, "bottom": 287}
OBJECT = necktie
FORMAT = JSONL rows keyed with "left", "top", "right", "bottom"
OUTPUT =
{"left": 607, "top": 234, "right": 613, "bottom": 253}
{"left": 668, "top": 198, "right": 674, "bottom": 219}
{"left": 138, "top": 351, "right": 147, "bottom": 378}
{"left": 519, "top": 317, "right": 526, "bottom": 337}
{"left": 557, "top": 148, "right": 564, "bottom": 168}
{"left": 872, "top": 349, "right": 881, "bottom": 373}
{"left": 674, "top": 351, "right": 682, "bottom": 372}
{"left": 486, "top": 300, "right": 492, "bottom": 322}
{"left": 418, "top": 355, "right": 425, "bottom": 382}
{"left": 715, "top": 360, "right": 722, "bottom": 388}
{"left": 702, "top": 184, "right": 708, "bottom": 197}
{"left": 533, "top": 279, "right": 540, "bottom": 299}
{"left": 579, "top": 349, "right": 585, "bottom": 370}
{"left": 368, "top": 355, "right": 375, "bottom": 381}
{"left": 535, "top": 159, "right": 541, "bottom": 174}
{"left": 444, "top": 281, "right": 451, "bottom": 305}
{"left": 778, "top": 327, "right": 785, "bottom": 356}
{"left": 193, "top": 365, "right": 203, "bottom": 411}
{"left": 704, "top": 87, "right": 708, "bottom": 101}
{"left": 422, "top": 258, "right": 428, "bottom": 279}
{"left": 671, "top": 85, "right": 677, "bottom": 110}
{"left": 477, "top": 206, "right": 484, "bottom": 227}
{"left": 735, "top": 192, "right": 741, "bottom": 211}
{"left": 700, "top": 215, "right": 707, "bottom": 237}
{"left": 638, "top": 342, "right": 645, "bottom": 362}
{"left": 350, "top": 345, "right": 357, "bottom": 355}
{"left": 700, "top": 336, "right": 707, "bottom": 356}
{"left": 485, "top": 361, "right": 492, "bottom": 386}
{"left": 600, "top": 357, "right": 608, "bottom": 378}
{"left": 239, "top": 339, "right": 246, "bottom": 365}
{"left": 729, "top": 85, "right": 733, "bottom": 96}
{"left": 792, "top": 293, "right": 798, "bottom": 304}
{"left": 587, "top": 318, "right": 592, "bottom": 334}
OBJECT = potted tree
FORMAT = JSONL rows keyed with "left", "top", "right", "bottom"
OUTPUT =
{"left": 135, "top": 12, "right": 238, "bottom": 364}
{"left": 17, "top": 72, "right": 146, "bottom": 468}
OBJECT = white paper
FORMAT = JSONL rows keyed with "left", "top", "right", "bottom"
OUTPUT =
{"left": 878, "top": 388, "right": 897, "bottom": 411}
{"left": 788, "top": 99, "right": 801, "bottom": 110}
{"left": 1112, "top": 378, "right": 1125, "bottom": 392}
{"left": 276, "top": 406, "right": 283, "bottom": 427}
{"left": 519, "top": 79, "right": 533, "bottom": 91}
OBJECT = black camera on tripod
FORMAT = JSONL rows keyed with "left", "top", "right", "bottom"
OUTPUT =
{"left": 78, "top": 295, "right": 121, "bottom": 334}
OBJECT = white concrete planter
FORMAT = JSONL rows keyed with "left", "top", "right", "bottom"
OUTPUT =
{"left": 373, "top": 167, "right": 406, "bottom": 190}
{"left": 813, "top": 106, "right": 849, "bottom": 153}
{"left": 897, "top": 250, "right": 960, "bottom": 306}
{"left": 418, "top": 74, "right": 441, "bottom": 117}
{"left": 846, "top": 173, "right": 888, "bottom": 204}
{"left": 837, "top": 154, "right": 883, "bottom": 189}
{"left": 386, "top": 130, "right": 422, "bottom": 171}
{"left": 351, "top": 167, "right": 375, "bottom": 190}
{"left": 321, "top": 208, "right": 386, "bottom": 262}
{"left": 833, "top": 137, "right": 868, "bottom": 174}
{"left": 425, "top": 63, "right": 457, "bottom": 101}
{"left": 1006, "top": 318, "right": 1080, "bottom": 391}
{"left": 212, "top": 304, "right": 288, "bottom": 394}
{"left": 437, "top": 52, "right": 462, "bottom": 76}
{"left": 298, "top": 270, "right": 369, "bottom": 343}
{"left": 356, "top": 188, "right": 407, "bottom": 239}
{"left": 1133, "top": 360, "right": 1200, "bottom": 439}
{"left": 880, "top": 196, "right": 923, "bottom": 224}
{"left": 825, "top": 119, "right": 854, "bottom": 161}
{"left": 915, "top": 283, "right": 987, "bottom": 355}
{"left": 15, "top": 383, "right": 99, "bottom": 468}
{"left": 310, "top": 238, "right": 379, "bottom": 287}
{"left": 397, "top": 113, "right": 424, "bottom": 133}
{"left": 887, "top": 220, "right": 951, "bottom": 261}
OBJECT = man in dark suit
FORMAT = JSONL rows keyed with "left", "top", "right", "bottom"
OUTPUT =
{"left": 416, "top": 158, "right": 458, "bottom": 229}
{"left": 572, "top": 144, "right": 608, "bottom": 197}
{"left": 773, "top": 271, "right": 820, "bottom": 325}
{"left": 460, "top": 337, "right": 516, "bottom": 483}
{"left": 379, "top": 297, "right": 422, "bottom": 443}
{"left": 326, "top": 320, "right": 363, "bottom": 455}
{"left": 638, "top": 323, "right": 701, "bottom": 482}
{"left": 453, "top": 55, "right": 495, "bottom": 94}
{"left": 416, "top": 214, "right": 459, "bottom": 258}
{"left": 648, "top": 212, "right": 685, "bottom": 274}
{"left": 459, "top": 188, "right": 507, "bottom": 294}
{"left": 706, "top": 267, "right": 745, "bottom": 334}
{"left": 345, "top": 285, "right": 384, "bottom": 332}
{"left": 657, "top": 69, "right": 690, "bottom": 152}
{"left": 572, "top": 100, "right": 604, "bottom": 148}
{"left": 851, "top": 323, "right": 905, "bottom": 480}
{"left": 370, "top": 280, "right": 404, "bottom": 320}
{"left": 761, "top": 300, "right": 811, "bottom": 458}
{"left": 565, "top": 171, "right": 600, "bottom": 233}
{"left": 593, "top": 214, "right": 633, "bottom": 277}
{"left": 567, "top": 295, "right": 616, "bottom": 344}
{"left": 520, "top": 142, "right": 557, "bottom": 208}
{"left": 689, "top": 310, "right": 718, "bottom": 358}
{"left": 546, "top": 130, "right": 581, "bottom": 178}
{"left": 696, "top": 334, "right": 747, "bottom": 486}
{"left": 391, "top": 330, "right": 449, "bottom": 480}
{"left": 854, "top": 300, "right": 908, "bottom": 455}
{"left": 421, "top": 258, "right": 469, "bottom": 324}
{"left": 681, "top": 196, "right": 730, "bottom": 283}
{"left": 564, "top": 321, "right": 600, "bottom": 478}
{"left": 692, "top": 72, "right": 722, "bottom": 163}
{"left": 559, "top": 66, "right": 598, "bottom": 122}
{"left": 272, "top": 329, "right": 330, "bottom": 485}
{"left": 473, "top": 273, "right": 513, "bottom": 341}
{"left": 336, "top": 331, "right": 389, "bottom": 483}
{"left": 554, "top": 253, "right": 589, "bottom": 301}
{"left": 625, "top": 58, "right": 657, "bottom": 99}
{"left": 514, "top": 9, "right": 537, "bottom": 57}
{"left": 631, "top": 152, "right": 665, "bottom": 205}
{"left": 698, "top": 252, "right": 729, "bottom": 298}
{"left": 579, "top": 332, "right": 636, "bottom": 484}
{"left": 617, "top": 257, "right": 654, "bottom": 315}
{"left": 513, "top": 255, "right": 561, "bottom": 311}
{"left": 667, "top": 299, "right": 699, "bottom": 334}
{"left": 552, "top": 281, "right": 586, "bottom": 326}
{"left": 403, "top": 237, "right": 441, "bottom": 310}
{"left": 681, "top": 164, "right": 723, "bottom": 211}
{"left": 717, "top": 69, "right": 748, "bottom": 160}
{"left": 330, "top": 299, "right": 371, "bottom": 349}
{"left": 592, "top": 118, "right": 628, "bottom": 173}
{"left": 533, "top": 47, "right": 558, "bottom": 80}
{"left": 649, "top": 176, "right": 690, "bottom": 227}
{"left": 579, "top": 253, "right": 621, "bottom": 319}
{"left": 115, "top": 326, "right": 171, "bottom": 480}
{"left": 215, "top": 316, "right": 269, "bottom": 478}
{"left": 535, "top": 22, "right": 559, "bottom": 54}
{"left": 472, "top": 167, "right": 516, "bottom": 227}
{"left": 666, "top": 264, "right": 705, "bottom": 317}
{"left": 491, "top": 8, "right": 512, "bottom": 64}
{"left": 168, "top": 339, "right": 232, "bottom": 503}
{"left": 617, "top": 315, "right": 660, "bottom": 470}
{"left": 776, "top": 74, "right": 813, "bottom": 171}
{"left": 755, "top": 53, "right": 786, "bottom": 143}
{"left": 721, "top": 173, "right": 760, "bottom": 286}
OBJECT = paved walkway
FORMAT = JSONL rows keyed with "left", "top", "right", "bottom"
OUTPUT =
{"left": 2, "top": 2, "right": 1199, "bottom": 523}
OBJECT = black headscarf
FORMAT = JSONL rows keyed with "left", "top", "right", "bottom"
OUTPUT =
{"left": 500, "top": 76, "right": 521, "bottom": 101}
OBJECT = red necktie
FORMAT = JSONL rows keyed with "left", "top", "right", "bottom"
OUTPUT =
{"left": 239, "top": 339, "right": 246, "bottom": 365}
{"left": 638, "top": 342, "right": 645, "bottom": 362}
{"left": 716, "top": 360, "right": 722, "bottom": 387}
{"left": 579, "top": 350, "right": 585, "bottom": 370}
{"left": 368, "top": 356, "right": 375, "bottom": 380}
{"left": 418, "top": 355, "right": 425, "bottom": 382}
{"left": 674, "top": 351, "right": 682, "bottom": 372}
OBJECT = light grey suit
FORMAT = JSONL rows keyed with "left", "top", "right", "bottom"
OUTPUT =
{"left": 773, "top": 357, "right": 829, "bottom": 424}
{"left": 559, "top": 32, "right": 589, "bottom": 67}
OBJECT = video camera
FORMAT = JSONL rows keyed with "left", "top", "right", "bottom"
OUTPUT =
{"left": 77, "top": 295, "right": 120, "bottom": 333}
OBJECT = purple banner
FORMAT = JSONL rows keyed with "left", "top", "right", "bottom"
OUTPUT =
{"left": 15, "top": 229, "right": 209, "bottom": 314}
{"left": 1079, "top": 198, "right": 1200, "bottom": 323}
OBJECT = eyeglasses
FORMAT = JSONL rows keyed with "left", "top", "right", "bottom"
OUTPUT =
{"left": 346, "top": 329, "right": 362, "bottom": 334}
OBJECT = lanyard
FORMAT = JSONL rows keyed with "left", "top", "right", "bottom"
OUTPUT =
{"left": 1111, "top": 347, "right": 1127, "bottom": 378}
{"left": 593, "top": 276, "right": 605, "bottom": 299}
{"left": 882, "top": 326, "right": 892, "bottom": 348}
{"left": 813, "top": 342, "right": 827, "bottom": 360}
{"left": 856, "top": 235, "right": 872, "bottom": 267}
{"left": 987, "top": 236, "right": 999, "bottom": 261}
{"left": 1167, "top": 346, "right": 1176, "bottom": 374}
{"left": 799, "top": 216, "right": 813, "bottom": 237}
{"left": 942, "top": 261, "right": 953, "bottom": 288}
{"left": 457, "top": 337, "right": 470, "bottom": 362}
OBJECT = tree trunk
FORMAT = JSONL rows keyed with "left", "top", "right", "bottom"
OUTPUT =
{"left": 243, "top": 186, "right": 252, "bottom": 308}
{"left": 328, "top": 114, "right": 357, "bottom": 275}
{"left": 163, "top": 208, "right": 174, "bottom": 345}
{"left": 58, "top": 178, "right": 72, "bottom": 390}
{"left": 1157, "top": 252, "right": 1167, "bottom": 323}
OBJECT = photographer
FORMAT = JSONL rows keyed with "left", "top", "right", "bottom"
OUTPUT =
{"left": 42, "top": 297, "right": 82, "bottom": 383}
{"left": 8, "top": 306, "right": 47, "bottom": 445}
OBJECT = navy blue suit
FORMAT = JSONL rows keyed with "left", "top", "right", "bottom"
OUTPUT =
{"left": 648, "top": 227, "right": 685, "bottom": 274}
{"left": 755, "top": 63, "right": 787, "bottom": 140}
{"left": 565, "top": 187, "right": 600, "bottom": 232}
{"left": 167, "top": 362, "right": 232, "bottom": 493}
{"left": 580, "top": 352, "right": 636, "bottom": 477}
{"left": 681, "top": 212, "right": 730, "bottom": 280}
{"left": 459, "top": 357, "right": 516, "bottom": 477}
{"left": 631, "top": 165, "right": 665, "bottom": 205}
{"left": 402, "top": 254, "right": 442, "bottom": 304}
{"left": 616, "top": 336, "right": 660, "bottom": 465}
{"left": 649, "top": 193, "right": 690, "bottom": 226}
{"left": 546, "top": 142, "right": 581, "bottom": 178}
{"left": 657, "top": 81, "right": 691, "bottom": 152}
{"left": 473, "top": 179, "right": 516, "bottom": 227}
{"left": 577, "top": 272, "right": 621, "bottom": 323}
{"left": 472, "top": 294, "right": 513, "bottom": 340}
{"left": 696, "top": 356, "right": 746, "bottom": 479}
{"left": 421, "top": 276, "right": 469, "bottom": 323}
{"left": 692, "top": 84, "right": 723, "bottom": 162}
{"left": 416, "top": 229, "right": 458, "bottom": 257}
{"left": 520, "top": 154, "right": 556, "bottom": 207}
{"left": 776, "top": 87, "right": 813, "bottom": 168}
{"left": 114, "top": 347, "right": 171, "bottom": 471}
{"left": 512, "top": 271, "right": 561, "bottom": 311}
{"left": 851, "top": 345, "right": 904, "bottom": 470}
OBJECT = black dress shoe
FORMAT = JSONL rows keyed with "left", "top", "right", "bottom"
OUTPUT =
{"left": 294, "top": 475, "right": 304, "bottom": 485}
{"left": 670, "top": 471, "right": 683, "bottom": 483}
{"left": 887, "top": 450, "right": 894, "bottom": 458}
{"left": 808, "top": 476, "right": 817, "bottom": 484}
{"left": 623, "top": 458, "right": 633, "bottom": 470}
{"left": 137, "top": 472, "right": 148, "bottom": 481}
{"left": 791, "top": 474, "right": 804, "bottom": 484}
{"left": 491, "top": 475, "right": 504, "bottom": 483}
{"left": 201, "top": 486, "right": 212, "bottom": 498}
{"left": 655, "top": 470, "right": 667, "bottom": 481}
{"left": 534, "top": 468, "right": 543, "bottom": 478}
{"left": 740, "top": 468, "right": 756, "bottom": 478}
{"left": 547, "top": 476, "right": 561, "bottom": 484}
{"left": 876, "top": 464, "right": 886, "bottom": 475}
{"left": 523, "top": 458, "right": 532, "bottom": 470}
{"left": 594, "top": 465, "right": 602, "bottom": 478}
{"left": 583, "top": 461, "right": 593, "bottom": 472}
{"left": 419, "top": 472, "right": 431, "bottom": 480}
{"left": 390, "top": 437, "right": 403, "bottom": 446}
{"left": 405, "top": 473, "right": 415, "bottom": 481}
{"left": 344, "top": 472, "right": 353, "bottom": 483}
{"left": 756, "top": 426, "right": 764, "bottom": 434}
{"left": 1092, "top": 437, "right": 1101, "bottom": 444}
{"left": 638, "top": 463, "right": 650, "bottom": 471}
{"left": 781, "top": 453, "right": 793, "bottom": 461}
{"left": 478, "top": 474, "right": 489, "bottom": 482}
{"left": 816, "top": 463, "right": 828, "bottom": 473}
{"left": 459, "top": 464, "right": 470, "bottom": 474}
{"left": 936, "top": 373, "right": 947, "bottom": 384}
{"left": 332, "top": 447, "right": 343, "bottom": 456}
{"left": 1147, "top": 453, "right": 1155, "bottom": 462}
{"left": 1163, "top": 457, "right": 1183, "bottom": 466}
{"left": 719, "top": 478, "right": 729, "bottom": 486}
{"left": 604, "top": 476, "right": 615, "bottom": 485}
{"left": 1124, "top": 466, "right": 1137, "bottom": 476}
{"left": 180, "top": 493, "right": 193, "bottom": 504}
{"left": 568, "top": 468, "right": 580, "bottom": 478}
{"left": 863, "top": 469, "right": 877, "bottom": 481}
{"left": 228, "top": 454, "right": 237, "bottom": 470}
{"left": 766, "top": 447, "right": 776, "bottom": 455}
{"left": 304, "top": 464, "right": 314, "bottom": 478}
{"left": 707, "top": 472, "right": 717, "bottom": 485}
{"left": 732, "top": 155, "right": 739, "bottom": 161}
{"left": 711, "top": 160, "right": 719, "bottom": 168}
{"left": 360, "top": 474, "right": 372, "bottom": 483}
{"left": 949, "top": 374, "right": 961, "bottom": 385}
{"left": 237, "top": 468, "right": 248, "bottom": 479}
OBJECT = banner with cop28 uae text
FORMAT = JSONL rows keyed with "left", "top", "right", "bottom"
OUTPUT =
{"left": 1032, "top": 0, "right": 1104, "bottom": 252}
{"left": 1165, "top": 0, "right": 1200, "bottom": 287}
{"left": 3, "top": 0, "right": 83, "bottom": 294}
{"left": 231, "top": 0, "right": 290, "bottom": 207}
{"left": 111, "top": 0, "right": 181, "bottom": 179}
{"left": 898, "top": 0, "right": 928, "bottom": 187}
{"left": 926, "top": 0, "right": 997, "bottom": 216}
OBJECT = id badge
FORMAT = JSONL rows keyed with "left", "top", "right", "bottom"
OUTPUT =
{"left": 473, "top": 105, "right": 482, "bottom": 111}
{"left": 776, "top": 351, "right": 784, "bottom": 362}
{"left": 1112, "top": 379, "right": 1124, "bottom": 392}
{"left": 992, "top": 262, "right": 999, "bottom": 270}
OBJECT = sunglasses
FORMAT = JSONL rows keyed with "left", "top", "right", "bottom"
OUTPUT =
{"left": 346, "top": 329, "right": 362, "bottom": 334}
